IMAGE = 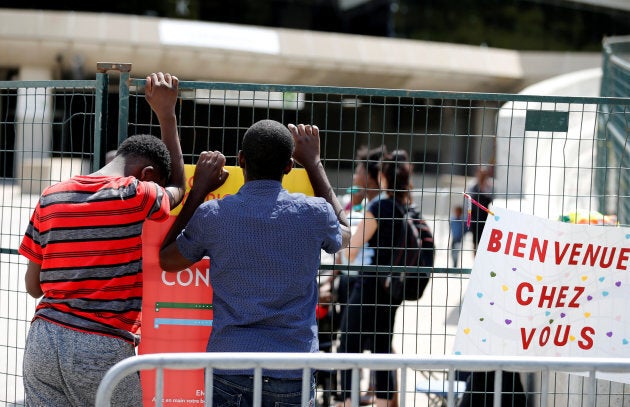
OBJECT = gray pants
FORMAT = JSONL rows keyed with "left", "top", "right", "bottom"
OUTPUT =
{"left": 23, "top": 318, "right": 142, "bottom": 407}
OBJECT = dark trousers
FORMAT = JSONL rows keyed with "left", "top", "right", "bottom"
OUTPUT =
{"left": 458, "top": 371, "right": 526, "bottom": 407}
{"left": 337, "top": 276, "right": 399, "bottom": 400}
{"left": 211, "top": 374, "right": 315, "bottom": 407}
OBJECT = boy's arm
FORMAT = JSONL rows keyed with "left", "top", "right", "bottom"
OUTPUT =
{"left": 289, "top": 124, "right": 351, "bottom": 249}
{"left": 145, "top": 72, "right": 186, "bottom": 209}
{"left": 160, "top": 151, "right": 229, "bottom": 271}
{"left": 25, "top": 261, "right": 43, "bottom": 298}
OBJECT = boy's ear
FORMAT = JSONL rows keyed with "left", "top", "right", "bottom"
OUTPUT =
{"left": 139, "top": 166, "right": 162, "bottom": 184}
{"left": 283, "top": 158, "right": 294, "bottom": 174}
{"left": 238, "top": 151, "right": 246, "bottom": 168}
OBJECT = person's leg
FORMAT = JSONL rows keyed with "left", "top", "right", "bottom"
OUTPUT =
{"left": 24, "top": 318, "right": 141, "bottom": 407}
{"left": 60, "top": 323, "right": 141, "bottom": 406}
{"left": 337, "top": 278, "right": 376, "bottom": 405}
{"left": 451, "top": 238, "right": 462, "bottom": 267}
{"left": 23, "top": 319, "right": 68, "bottom": 406}
{"left": 372, "top": 297, "right": 399, "bottom": 407}
{"left": 458, "top": 371, "right": 526, "bottom": 407}
{"left": 212, "top": 374, "right": 314, "bottom": 407}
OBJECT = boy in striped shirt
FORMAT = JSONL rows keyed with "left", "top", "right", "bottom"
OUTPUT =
{"left": 19, "top": 72, "right": 186, "bottom": 407}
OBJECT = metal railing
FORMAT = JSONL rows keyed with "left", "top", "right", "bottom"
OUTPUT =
{"left": 95, "top": 353, "right": 630, "bottom": 407}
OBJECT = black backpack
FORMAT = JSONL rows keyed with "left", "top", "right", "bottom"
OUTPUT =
{"left": 385, "top": 202, "right": 435, "bottom": 303}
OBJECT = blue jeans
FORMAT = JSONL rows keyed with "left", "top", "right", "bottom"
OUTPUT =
{"left": 211, "top": 374, "right": 315, "bottom": 407}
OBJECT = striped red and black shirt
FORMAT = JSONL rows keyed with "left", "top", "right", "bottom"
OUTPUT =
{"left": 19, "top": 175, "right": 171, "bottom": 344}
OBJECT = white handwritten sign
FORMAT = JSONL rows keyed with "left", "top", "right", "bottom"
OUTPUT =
{"left": 454, "top": 206, "right": 630, "bottom": 383}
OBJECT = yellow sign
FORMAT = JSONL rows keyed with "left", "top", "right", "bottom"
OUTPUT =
{"left": 171, "top": 165, "right": 315, "bottom": 215}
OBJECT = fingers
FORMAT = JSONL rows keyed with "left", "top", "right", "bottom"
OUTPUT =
{"left": 146, "top": 72, "right": 178, "bottom": 90}
{"left": 145, "top": 74, "right": 154, "bottom": 93}
{"left": 198, "top": 150, "right": 225, "bottom": 167}
{"left": 288, "top": 123, "right": 318, "bottom": 137}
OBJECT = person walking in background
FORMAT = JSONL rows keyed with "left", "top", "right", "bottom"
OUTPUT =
{"left": 159, "top": 120, "right": 351, "bottom": 407}
{"left": 19, "top": 72, "right": 186, "bottom": 406}
{"left": 336, "top": 150, "right": 416, "bottom": 407}
{"left": 467, "top": 166, "right": 493, "bottom": 253}
{"left": 449, "top": 205, "right": 466, "bottom": 267}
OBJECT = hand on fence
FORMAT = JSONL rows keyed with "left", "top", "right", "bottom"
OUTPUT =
{"left": 288, "top": 123, "right": 321, "bottom": 170}
{"left": 190, "top": 151, "right": 229, "bottom": 198}
{"left": 145, "top": 72, "right": 179, "bottom": 119}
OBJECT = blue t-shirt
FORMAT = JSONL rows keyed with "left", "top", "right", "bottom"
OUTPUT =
{"left": 176, "top": 180, "right": 343, "bottom": 378}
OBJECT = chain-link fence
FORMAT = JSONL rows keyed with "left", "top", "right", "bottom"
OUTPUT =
{"left": 1, "top": 65, "right": 629, "bottom": 405}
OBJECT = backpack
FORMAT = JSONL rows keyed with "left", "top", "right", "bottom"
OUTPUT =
{"left": 385, "top": 202, "right": 435, "bottom": 303}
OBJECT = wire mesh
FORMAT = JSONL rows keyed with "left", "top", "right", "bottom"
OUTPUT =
{"left": 1, "top": 74, "right": 629, "bottom": 405}
{"left": 0, "top": 80, "right": 97, "bottom": 406}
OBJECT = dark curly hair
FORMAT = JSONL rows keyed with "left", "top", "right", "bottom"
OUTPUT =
{"left": 242, "top": 120, "right": 294, "bottom": 180}
{"left": 117, "top": 134, "right": 171, "bottom": 182}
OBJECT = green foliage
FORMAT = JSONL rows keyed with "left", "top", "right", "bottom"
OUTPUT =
{"left": 393, "top": 0, "right": 627, "bottom": 51}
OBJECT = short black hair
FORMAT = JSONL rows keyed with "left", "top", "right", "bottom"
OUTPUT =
{"left": 242, "top": 120, "right": 294, "bottom": 180}
{"left": 117, "top": 134, "right": 171, "bottom": 182}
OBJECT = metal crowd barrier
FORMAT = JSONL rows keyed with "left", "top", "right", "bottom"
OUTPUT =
{"left": 94, "top": 352, "right": 630, "bottom": 407}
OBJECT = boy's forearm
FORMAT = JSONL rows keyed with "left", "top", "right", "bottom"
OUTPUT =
{"left": 158, "top": 112, "right": 186, "bottom": 203}
{"left": 304, "top": 161, "right": 351, "bottom": 248}
{"left": 305, "top": 161, "right": 348, "bottom": 226}
{"left": 160, "top": 188, "right": 206, "bottom": 250}
{"left": 160, "top": 113, "right": 184, "bottom": 181}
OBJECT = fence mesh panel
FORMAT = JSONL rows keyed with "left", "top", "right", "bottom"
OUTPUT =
{"left": 1, "top": 73, "right": 629, "bottom": 405}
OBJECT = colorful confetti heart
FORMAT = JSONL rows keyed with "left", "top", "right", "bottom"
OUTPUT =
{"left": 505, "top": 319, "right": 512, "bottom": 325}
{"left": 615, "top": 281, "right": 622, "bottom": 287}
{"left": 490, "top": 272, "right": 496, "bottom": 277}
{"left": 607, "top": 332, "right": 613, "bottom": 337}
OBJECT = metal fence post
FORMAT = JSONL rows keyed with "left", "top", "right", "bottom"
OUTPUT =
{"left": 94, "top": 68, "right": 109, "bottom": 172}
